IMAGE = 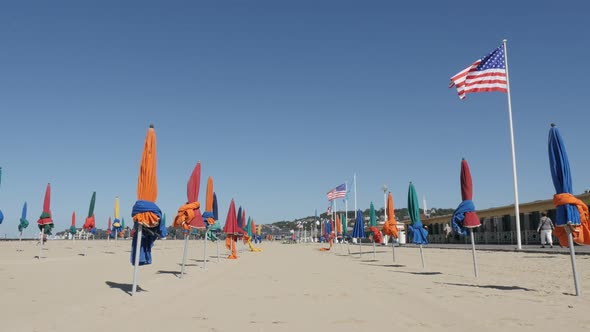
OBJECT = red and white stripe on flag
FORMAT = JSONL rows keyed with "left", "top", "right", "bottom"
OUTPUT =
{"left": 449, "top": 45, "right": 507, "bottom": 99}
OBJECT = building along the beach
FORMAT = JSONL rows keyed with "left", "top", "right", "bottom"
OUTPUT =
{"left": 414, "top": 192, "right": 590, "bottom": 245}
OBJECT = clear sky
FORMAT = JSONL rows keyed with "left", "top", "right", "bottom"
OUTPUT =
{"left": 1, "top": 0, "right": 589, "bottom": 237}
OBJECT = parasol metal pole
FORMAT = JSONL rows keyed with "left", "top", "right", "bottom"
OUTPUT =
{"left": 180, "top": 231, "right": 189, "bottom": 278}
{"left": 85, "top": 232, "right": 89, "bottom": 256}
{"left": 373, "top": 239, "right": 376, "bottom": 260}
{"left": 131, "top": 224, "right": 142, "bottom": 296}
{"left": 419, "top": 245, "right": 425, "bottom": 269}
{"left": 18, "top": 231, "right": 23, "bottom": 252}
{"left": 502, "top": 39, "right": 522, "bottom": 250}
{"left": 469, "top": 228, "right": 479, "bottom": 277}
{"left": 203, "top": 228, "right": 208, "bottom": 270}
{"left": 358, "top": 238, "right": 362, "bottom": 258}
{"left": 216, "top": 237, "right": 220, "bottom": 263}
{"left": 566, "top": 225, "right": 581, "bottom": 296}
{"left": 392, "top": 239, "right": 396, "bottom": 263}
{"left": 38, "top": 227, "right": 45, "bottom": 260}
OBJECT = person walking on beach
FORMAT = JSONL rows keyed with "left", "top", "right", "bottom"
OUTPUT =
{"left": 537, "top": 212, "right": 554, "bottom": 248}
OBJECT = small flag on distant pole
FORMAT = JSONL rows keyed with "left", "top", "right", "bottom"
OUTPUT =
{"left": 327, "top": 184, "right": 347, "bottom": 201}
{"left": 449, "top": 45, "right": 507, "bottom": 99}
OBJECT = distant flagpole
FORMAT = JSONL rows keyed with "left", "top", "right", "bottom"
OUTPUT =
{"left": 354, "top": 173, "right": 357, "bottom": 219}
{"left": 503, "top": 39, "right": 522, "bottom": 250}
{"left": 344, "top": 198, "right": 348, "bottom": 237}
{"left": 332, "top": 199, "right": 336, "bottom": 228}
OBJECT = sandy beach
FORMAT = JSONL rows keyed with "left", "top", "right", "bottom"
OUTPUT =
{"left": 1, "top": 239, "right": 589, "bottom": 332}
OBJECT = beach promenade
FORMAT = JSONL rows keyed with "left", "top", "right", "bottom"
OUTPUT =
{"left": 1, "top": 240, "right": 588, "bottom": 331}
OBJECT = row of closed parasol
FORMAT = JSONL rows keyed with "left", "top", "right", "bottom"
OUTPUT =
{"left": 130, "top": 125, "right": 261, "bottom": 296}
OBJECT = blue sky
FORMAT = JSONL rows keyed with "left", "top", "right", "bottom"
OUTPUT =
{"left": 1, "top": 1, "right": 589, "bottom": 237}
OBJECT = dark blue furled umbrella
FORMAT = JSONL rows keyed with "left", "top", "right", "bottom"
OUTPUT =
{"left": 209, "top": 192, "right": 221, "bottom": 262}
{"left": 159, "top": 213, "right": 168, "bottom": 238}
{"left": 237, "top": 206, "right": 243, "bottom": 228}
{"left": 213, "top": 193, "right": 219, "bottom": 221}
{"left": 408, "top": 182, "right": 428, "bottom": 268}
{"left": 352, "top": 210, "right": 365, "bottom": 257}
{"left": 324, "top": 219, "right": 332, "bottom": 240}
{"left": 549, "top": 124, "right": 581, "bottom": 229}
{"left": 548, "top": 123, "right": 583, "bottom": 296}
{"left": 352, "top": 210, "right": 365, "bottom": 238}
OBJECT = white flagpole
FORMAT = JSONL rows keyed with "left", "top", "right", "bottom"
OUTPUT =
{"left": 333, "top": 199, "right": 338, "bottom": 249}
{"left": 383, "top": 188, "right": 388, "bottom": 245}
{"left": 345, "top": 198, "right": 348, "bottom": 240}
{"left": 502, "top": 39, "right": 522, "bottom": 250}
{"left": 354, "top": 174, "right": 357, "bottom": 219}
{"left": 332, "top": 199, "right": 338, "bottom": 249}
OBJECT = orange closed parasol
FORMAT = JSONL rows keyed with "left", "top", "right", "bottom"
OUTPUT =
{"left": 382, "top": 192, "right": 398, "bottom": 238}
{"left": 382, "top": 192, "right": 399, "bottom": 262}
{"left": 131, "top": 125, "right": 162, "bottom": 296}
{"left": 132, "top": 125, "right": 161, "bottom": 228}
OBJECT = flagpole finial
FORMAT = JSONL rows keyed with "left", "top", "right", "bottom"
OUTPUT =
{"left": 503, "top": 39, "right": 507, "bottom": 43}
{"left": 551, "top": 123, "right": 556, "bottom": 127}
{"left": 149, "top": 124, "right": 154, "bottom": 128}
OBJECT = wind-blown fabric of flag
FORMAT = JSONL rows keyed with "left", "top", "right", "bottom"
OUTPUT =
{"left": 449, "top": 45, "right": 507, "bottom": 99}
{"left": 327, "top": 184, "right": 347, "bottom": 201}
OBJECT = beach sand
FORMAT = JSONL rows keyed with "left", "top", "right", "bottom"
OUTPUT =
{"left": 1, "top": 239, "right": 588, "bottom": 332}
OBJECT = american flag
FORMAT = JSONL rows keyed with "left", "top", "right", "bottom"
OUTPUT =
{"left": 327, "top": 183, "right": 347, "bottom": 201}
{"left": 449, "top": 45, "right": 507, "bottom": 99}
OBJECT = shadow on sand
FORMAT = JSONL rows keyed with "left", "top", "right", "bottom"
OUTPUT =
{"left": 522, "top": 256, "right": 556, "bottom": 259}
{"left": 361, "top": 263, "right": 406, "bottom": 268}
{"left": 105, "top": 281, "right": 146, "bottom": 295}
{"left": 437, "top": 282, "right": 534, "bottom": 291}
{"left": 391, "top": 270, "right": 442, "bottom": 276}
{"left": 157, "top": 270, "right": 180, "bottom": 278}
